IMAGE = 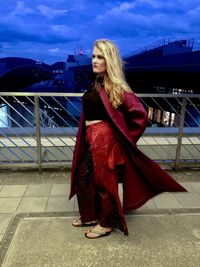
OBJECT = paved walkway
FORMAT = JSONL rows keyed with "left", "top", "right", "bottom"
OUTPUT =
{"left": 0, "top": 169, "right": 200, "bottom": 242}
{"left": 0, "top": 169, "right": 200, "bottom": 266}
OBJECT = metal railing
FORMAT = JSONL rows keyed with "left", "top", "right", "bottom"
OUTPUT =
{"left": 0, "top": 92, "right": 200, "bottom": 172}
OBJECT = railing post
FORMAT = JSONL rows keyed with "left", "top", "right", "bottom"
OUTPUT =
{"left": 34, "top": 96, "right": 42, "bottom": 174}
{"left": 174, "top": 97, "right": 187, "bottom": 170}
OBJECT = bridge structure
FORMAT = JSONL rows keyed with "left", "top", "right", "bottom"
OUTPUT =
{"left": 124, "top": 38, "right": 200, "bottom": 94}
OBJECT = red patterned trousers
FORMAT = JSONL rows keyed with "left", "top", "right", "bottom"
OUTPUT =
{"left": 75, "top": 121, "right": 128, "bottom": 235}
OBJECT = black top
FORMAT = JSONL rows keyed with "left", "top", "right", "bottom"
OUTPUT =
{"left": 83, "top": 85, "right": 109, "bottom": 121}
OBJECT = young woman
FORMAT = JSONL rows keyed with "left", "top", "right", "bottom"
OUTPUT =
{"left": 69, "top": 39, "right": 187, "bottom": 239}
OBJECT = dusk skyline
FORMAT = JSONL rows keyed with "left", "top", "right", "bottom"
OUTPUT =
{"left": 1, "top": 0, "right": 200, "bottom": 64}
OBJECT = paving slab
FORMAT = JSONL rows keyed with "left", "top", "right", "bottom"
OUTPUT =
{"left": 179, "top": 182, "right": 195, "bottom": 192}
{"left": 153, "top": 192, "right": 182, "bottom": 209}
{"left": 16, "top": 197, "right": 48, "bottom": 213}
{"left": 24, "top": 184, "right": 52, "bottom": 197}
{"left": 0, "top": 215, "right": 13, "bottom": 235}
{"left": 46, "top": 197, "right": 76, "bottom": 212}
{"left": 0, "top": 185, "right": 27, "bottom": 198}
{"left": 174, "top": 192, "right": 200, "bottom": 208}
{"left": 0, "top": 198, "right": 21, "bottom": 213}
{"left": 74, "top": 197, "right": 79, "bottom": 211}
{"left": 137, "top": 199, "right": 157, "bottom": 210}
{"left": 189, "top": 182, "right": 200, "bottom": 195}
{"left": 50, "top": 184, "right": 69, "bottom": 196}
{"left": 0, "top": 185, "right": 3, "bottom": 191}
{"left": 1, "top": 214, "right": 200, "bottom": 267}
{"left": 179, "top": 182, "right": 200, "bottom": 195}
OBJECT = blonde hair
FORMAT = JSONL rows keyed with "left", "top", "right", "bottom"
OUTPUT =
{"left": 94, "top": 39, "right": 131, "bottom": 108}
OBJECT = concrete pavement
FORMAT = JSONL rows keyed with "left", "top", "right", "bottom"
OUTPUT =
{"left": 0, "top": 169, "right": 200, "bottom": 266}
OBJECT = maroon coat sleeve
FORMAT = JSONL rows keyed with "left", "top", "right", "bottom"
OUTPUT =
{"left": 122, "top": 92, "right": 148, "bottom": 144}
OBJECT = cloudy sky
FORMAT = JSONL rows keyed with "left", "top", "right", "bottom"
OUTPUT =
{"left": 1, "top": 0, "right": 200, "bottom": 64}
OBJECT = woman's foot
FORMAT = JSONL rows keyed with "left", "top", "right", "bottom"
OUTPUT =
{"left": 85, "top": 224, "right": 112, "bottom": 239}
{"left": 72, "top": 218, "right": 98, "bottom": 227}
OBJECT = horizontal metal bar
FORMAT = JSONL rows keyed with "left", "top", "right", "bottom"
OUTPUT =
{"left": 0, "top": 92, "right": 83, "bottom": 97}
{"left": 0, "top": 92, "right": 200, "bottom": 98}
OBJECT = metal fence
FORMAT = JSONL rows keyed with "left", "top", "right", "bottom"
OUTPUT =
{"left": 0, "top": 92, "right": 200, "bottom": 172}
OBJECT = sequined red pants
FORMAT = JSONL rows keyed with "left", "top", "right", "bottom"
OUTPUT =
{"left": 75, "top": 121, "right": 128, "bottom": 235}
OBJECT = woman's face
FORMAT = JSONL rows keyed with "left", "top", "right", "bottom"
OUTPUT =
{"left": 92, "top": 46, "right": 106, "bottom": 74}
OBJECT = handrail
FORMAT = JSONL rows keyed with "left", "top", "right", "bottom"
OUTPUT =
{"left": 0, "top": 92, "right": 200, "bottom": 98}
{"left": 0, "top": 92, "right": 200, "bottom": 172}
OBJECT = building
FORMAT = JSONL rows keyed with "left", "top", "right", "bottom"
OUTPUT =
{"left": 65, "top": 50, "right": 91, "bottom": 92}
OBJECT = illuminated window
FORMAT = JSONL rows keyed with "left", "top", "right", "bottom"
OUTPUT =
{"left": 0, "top": 105, "right": 8, "bottom": 127}
{"left": 148, "top": 107, "right": 153, "bottom": 120}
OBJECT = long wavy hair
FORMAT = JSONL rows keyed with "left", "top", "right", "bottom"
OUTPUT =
{"left": 94, "top": 39, "right": 132, "bottom": 108}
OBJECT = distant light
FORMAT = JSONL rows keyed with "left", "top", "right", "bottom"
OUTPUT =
{"left": 79, "top": 49, "right": 84, "bottom": 55}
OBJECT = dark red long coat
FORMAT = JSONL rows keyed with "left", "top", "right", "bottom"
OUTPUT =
{"left": 69, "top": 87, "right": 187, "bottom": 210}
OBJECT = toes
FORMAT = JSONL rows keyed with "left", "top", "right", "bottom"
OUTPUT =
{"left": 85, "top": 231, "right": 100, "bottom": 238}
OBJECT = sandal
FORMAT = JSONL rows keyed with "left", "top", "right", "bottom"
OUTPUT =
{"left": 72, "top": 218, "right": 98, "bottom": 227}
{"left": 85, "top": 225, "right": 112, "bottom": 239}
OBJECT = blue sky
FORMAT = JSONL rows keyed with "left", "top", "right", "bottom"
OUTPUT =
{"left": 1, "top": 0, "right": 200, "bottom": 64}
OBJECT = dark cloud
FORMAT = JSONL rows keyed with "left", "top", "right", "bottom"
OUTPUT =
{"left": 0, "top": 0, "right": 200, "bottom": 63}
{"left": 94, "top": 1, "right": 196, "bottom": 36}
{"left": 0, "top": 16, "right": 80, "bottom": 44}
